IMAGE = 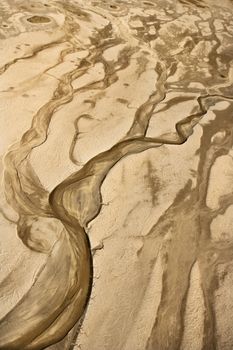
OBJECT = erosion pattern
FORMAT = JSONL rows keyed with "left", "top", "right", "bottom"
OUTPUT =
{"left": 0, "top": 0, "right": 233, "bottom": 349}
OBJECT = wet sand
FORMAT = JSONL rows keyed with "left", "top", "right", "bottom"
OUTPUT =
{"left": 0, "top": 0, "right": 233, "bottom": 349}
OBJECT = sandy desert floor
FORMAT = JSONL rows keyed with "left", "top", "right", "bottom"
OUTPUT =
{"left": 0, "top": 0, "right": 233, "bottom": 349}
